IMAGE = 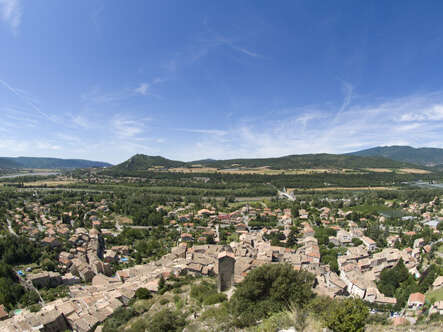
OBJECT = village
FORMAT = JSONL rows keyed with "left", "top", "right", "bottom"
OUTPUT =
{"left": 0, "top": 189, "right": 442, "bottom": 331}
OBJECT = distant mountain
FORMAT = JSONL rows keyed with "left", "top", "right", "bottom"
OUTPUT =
{"left": 0, "top": 157, "right": 112, "bottom": 169}
{"left": 109, "top": 153, "right": 418, "bottom": 173}
{"left": 0, "top": 158, "right": 22, "bottom": 169}
{"left": 113, "top": 154, "right": 185, "bottom": 170}
{"left": 349, "top": 146, "right": 443, "bottom": 167}
{"left": 190, "top": 159, "right": 217, "bottom": 164}
{"left": 191, "top": 154, "right": 415, "bottom": 169}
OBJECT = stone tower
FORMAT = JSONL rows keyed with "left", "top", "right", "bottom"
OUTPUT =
{"left": 217, "top": 249, "right": 235, "bottom": 292}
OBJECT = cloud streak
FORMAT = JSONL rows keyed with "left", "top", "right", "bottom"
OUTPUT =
{"left": 134, "top": 82, "right": 149, "bottom": 96}
{"left": 172, "top": 91, "right": 443, "bottom": 161}
{"left": 215, "top": 36, "right": 262, "bottom": 58}
{"left": 2, "top": 78, "right": 443, "bottom": 164}
{"left": 177, "top": 128, "right": 227, "bottom": 136}
{"left": 111, "top": 114, "right": 151, "bottom": 138}
{"left": 0, "top": 79, "right": 54, "bottom": 121}
{"left": 0, "top": 0, "right": 22, "bottom": 32}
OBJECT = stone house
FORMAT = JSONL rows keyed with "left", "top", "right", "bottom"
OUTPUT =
{"left": 28, "top": 272, "right": 62, "bottom": 289}
{"left": 407, "top": 292, "right": 425, "bottom": 309}
{"left": 337, "top": 230, "right": 352, "bottom": 245}
{"left": 361, "top": 236, "right": 377, "bottom": 251}
{"left": 432, "top": 276, "right": 443, "bottom": 289}
{"left": 432, "top": 300, "right": 443, "bottom": 315}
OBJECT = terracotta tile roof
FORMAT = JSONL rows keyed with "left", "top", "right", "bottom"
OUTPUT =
{"left": 408, "top": 292, "right": 425, "bottom": 304}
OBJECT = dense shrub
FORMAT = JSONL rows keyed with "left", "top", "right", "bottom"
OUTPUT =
{"left": 20, "top": 290, "right": 40, "bottom": 306}
{"left": 29, "top": 304, "right": 42, "bottom": 312}
{"left": 147, "top": 309, "right": 186, "bottom": 332}
{"left": 203, "top": 292, "right": 227, "bottom": 305}
{"left": 103, "top": 307, "right": 136, "bottom": 332}
{"left": 135, "top": 287, "right": 152, "bottom": 300}
{"left": 323, "top": 298, "right": 369, "bottom": 332}
{"left": 190, "top": 280, "right": 218, "bottom": 304}
{"left": 230, "top": 263, "right": 314, "bottom": 327}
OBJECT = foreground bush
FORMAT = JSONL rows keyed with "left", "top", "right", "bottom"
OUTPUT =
{"left": 135, "top": 287, "right": 152, "bottom": 300}
{"left": 103, "top": 307, "right": 136, "bottom": 332}
{"left": 230, "top": 263, "right": 315, "bottom": 327}
{"left": 147, "top": 309, "right": 186, "bottom": 332}
{"left": 323, "top": 298, "right": 369, "bottom": 332}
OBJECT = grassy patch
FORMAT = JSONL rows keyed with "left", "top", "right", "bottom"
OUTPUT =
{"left": 132, "top": 299, "right": 154, "bottom": 314}
{"left": 426, "top": 287, "right": 443, "bottom": 303}
{"left": 190, "top": 280, "right": 227, "bottom": 306}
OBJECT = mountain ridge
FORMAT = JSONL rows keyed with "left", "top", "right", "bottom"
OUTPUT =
{"left": 0, "top": 157, "right": 112, "bottom": 169}
{"left": 4, "top": 145, "right": 441, "bottom": 171}
{"left": 349, "top": 145, "right": 443, "bottom": 166}
{"left": 110, "top": 152, "right": 421, "bottom": 171}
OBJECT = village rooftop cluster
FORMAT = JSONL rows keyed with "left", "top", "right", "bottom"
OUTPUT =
{"left": 0, "top": 188, "right": 442, "bottom": 331}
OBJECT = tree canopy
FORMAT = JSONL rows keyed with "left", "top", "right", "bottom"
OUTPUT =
{"left": 230, "top": 263, "right": 315, "bottom": 327}
{"left": 324, "top": 298, "right": 369, "bottom": 332}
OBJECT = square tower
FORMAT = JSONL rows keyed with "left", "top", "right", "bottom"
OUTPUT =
{"left": 217, "top": 251, "right": 236, "bottom": 292}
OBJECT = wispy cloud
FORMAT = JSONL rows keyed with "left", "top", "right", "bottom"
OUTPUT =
{"left": 81, "top": 86, "right": 128, "bottom": 105}
{"left": 338, "top": 81, "right": 354, "bottom": 114}
{"left": 0, "top": 79, "right": 55, "bottom": 121}
{"left": 71, "top": 114, "right": 91, "bottom": 128}
{"left": 214, "top": 35, "right": 262, "bottom": 58}
{"left": 188, "top": 22, "right": 263, "bottom": 63}
{"left": 83, "top": 79, "right": 165, "bottom": 105}
{"left": 399, "top": 104, "right": 443, "bottom": 122}
{"left": 191, "top": 35, "right": 262, "bottom": 62}
{"left": 177, "top": 128, "right": 227, "bottom": 136}
{"left": 0, "top": 138, "right": 61, "bottom": 155}
{"left": 134, "top": 82, "right": 149, "bottom": 96}
{"left": 111, "top": 114, "right": 151, "bottom": 138}
{"left": 0, "top": 0, "right": 22, "bottom": 33}
{"left": 173, "top": 91, "right": 443, "bottom": 161}
{"left": 133, "top": 78, "right": 166, "bottom": 98}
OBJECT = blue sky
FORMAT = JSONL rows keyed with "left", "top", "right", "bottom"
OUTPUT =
{"left": 1, "top": 1, "right": 443, "bottom": 164}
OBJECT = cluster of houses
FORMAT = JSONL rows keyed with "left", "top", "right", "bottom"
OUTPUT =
{"left": 0, "top": 239, "right": 233, "bottom": 331}
{"left": 5, "top": 199, "right": 111, "bottom": 244}
{"left": 1, "top": 193, "right": 442, "bottom": 331}
{"left": 3, "top": 215, "right": 439, "bottom": 331}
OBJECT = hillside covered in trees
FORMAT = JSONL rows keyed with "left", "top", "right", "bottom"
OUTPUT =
{"left": 0, "top": 157, "right": 111, "bottom": 169}
{"left": 110, "top": 153, "right": 421, "bottom": 172}
{"left": 350, "top": 146, "right": 443, "bottom": 167}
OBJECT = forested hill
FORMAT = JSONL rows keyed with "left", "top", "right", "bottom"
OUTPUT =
{"left": 113, "top": 154, "right": 186, "bottom": 170}
{"left": 0, "top": 158, "right": 22, "bottom": 169}
{"left": 191, "top": 154, "right": 416, "bottom": 169}
{"left": 110, "top": 153, "right": 419, "bottom": 171}
{"left": 349, "top": 145, "right": 443, "bottom": 167}
{"left": 0, "top": 157, "right": 112, "bottom": 169}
